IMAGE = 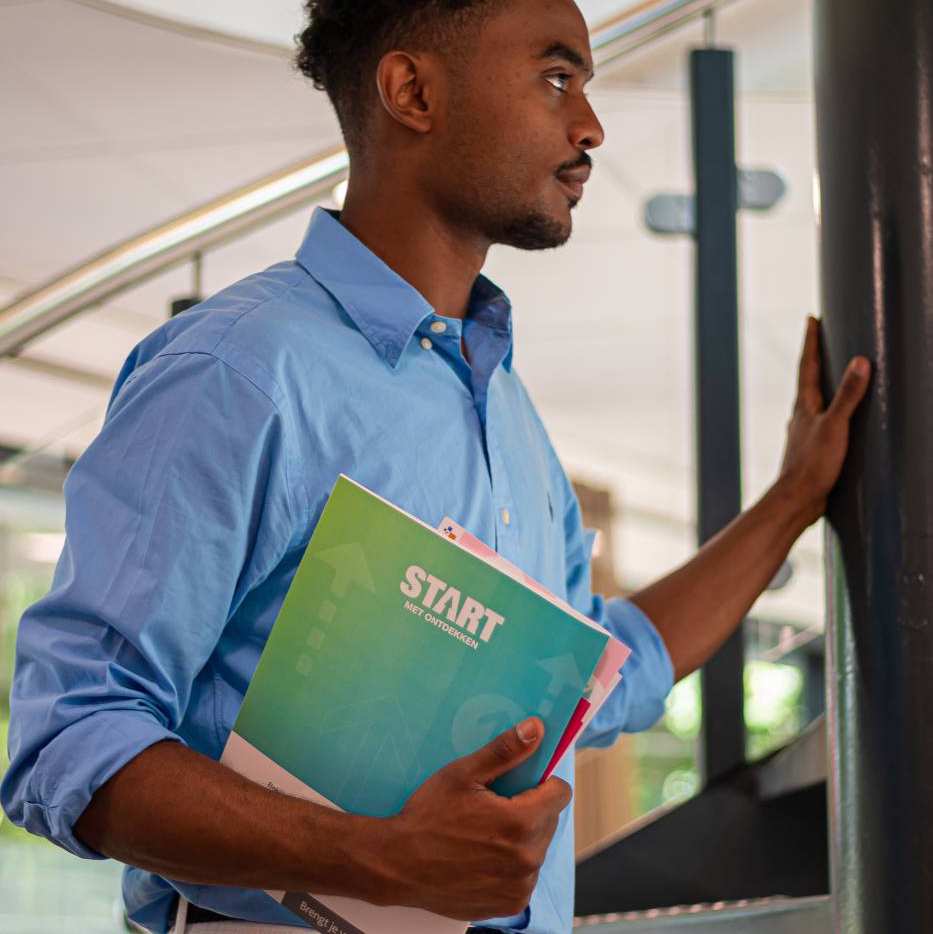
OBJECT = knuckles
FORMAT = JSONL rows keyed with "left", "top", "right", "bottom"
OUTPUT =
{"left": 513, "top": 873, "right": 540, "bottom": 911}
{"left": 487, "top": 821, "right": 547, "bottom": 877}
{"left": 493, "top": 876, "right": 538, "bottom": 917}
{"left": 551, "top": 778, "right": 573, "bottom": 809}
{"left": 511, "top": 845, "right": 544, "bottom": 877}
{"left": 499, "top": 809, "right": 532, "bottom": 843}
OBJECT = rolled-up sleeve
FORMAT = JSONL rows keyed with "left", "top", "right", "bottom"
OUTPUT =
{"left": 557, "top": 472, "right": 674, "bottom": 748}
{"left": 0, "top": 350, "right": 296, "bottom": 857}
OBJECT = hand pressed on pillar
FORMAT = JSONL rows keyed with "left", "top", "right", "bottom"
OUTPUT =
{"left": 776, "top": 315, "right": 871, "bottom": 528}
{"left": 628, "top": 315, "right": 871, "bottom": 682}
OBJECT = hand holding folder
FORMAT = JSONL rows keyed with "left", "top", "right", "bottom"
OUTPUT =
{"left": 381, "top": 715, "right": 571, "bottom": 920}
{"left": 221, "top": 476, "right": 632, "bottom": 933}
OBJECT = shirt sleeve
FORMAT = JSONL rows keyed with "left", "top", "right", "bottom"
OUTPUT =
{"left": 0, "top": 351, "right": 297, "bottom": 858}
{"left": 557, "top": 470, "right": 674, "bottom": 748}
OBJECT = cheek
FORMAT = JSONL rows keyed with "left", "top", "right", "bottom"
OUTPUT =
{"left": 453, "top": 79, "right": 542, "bottom": 154}
{"left": 441, "top": 88, "right": 561, "bottom": 202}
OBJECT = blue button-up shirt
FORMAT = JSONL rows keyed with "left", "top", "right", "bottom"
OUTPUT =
{"left": 2, "top": 208, "right": 673, "bottom": 933}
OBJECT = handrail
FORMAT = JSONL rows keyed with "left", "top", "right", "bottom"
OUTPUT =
{"left": 593, "top": 0, "right": 726, "bottom": 67}
{"left": 0, "top": 0, "right": 727, "bottom": 357}
{"left": 0, "top": 148, "right": 349, "bottom": 355}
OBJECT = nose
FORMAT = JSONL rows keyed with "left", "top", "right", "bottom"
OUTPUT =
{"left": 569, "top": 94, "right": 605, "bottom": 151}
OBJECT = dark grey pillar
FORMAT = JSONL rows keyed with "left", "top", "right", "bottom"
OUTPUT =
{"left": 816, "top": 0, "right": 933, "bottom": 929}
{"left": 691, "top": 48, "right": 746, "bottom": 784}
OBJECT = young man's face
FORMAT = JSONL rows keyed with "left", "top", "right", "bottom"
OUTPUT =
{"left": 431, "top": 0, "right": 604, "bottom": 250}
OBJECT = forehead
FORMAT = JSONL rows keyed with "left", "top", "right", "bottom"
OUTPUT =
{"left": 474, "top": 0, "right": 592, "bottom": 69}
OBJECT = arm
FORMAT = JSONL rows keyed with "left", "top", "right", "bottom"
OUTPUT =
{"left": 630, "top": 317, "right": 871, "bottom": 681}
{"left": 74, "top": 740, "right": 381, "bottom": 894}
{"left": 629, "top": 480, "right": 811, "bottom": 682}
{"left": 0, "top": 352, "right": 296, "bottom": 861}
{"left": 2, "top": 350, "right": 568, "bottom": 921}
{"left": 75, "top": 722, "right": 571, "bottom": 922}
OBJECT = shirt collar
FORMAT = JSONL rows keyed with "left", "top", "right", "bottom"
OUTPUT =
{"left": 295, "top": 208, "right": 513, "bottom": 371}
{"left": 465, "top": 272, "right": 514, "bottom": 372}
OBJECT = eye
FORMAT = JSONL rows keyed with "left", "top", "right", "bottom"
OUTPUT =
{"left": 545, "top": 73, "right": 573, "bottom": 93}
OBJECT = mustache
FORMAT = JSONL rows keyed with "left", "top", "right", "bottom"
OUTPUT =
{"left": 555, "top": 153, "right": 593, "bottom": 175}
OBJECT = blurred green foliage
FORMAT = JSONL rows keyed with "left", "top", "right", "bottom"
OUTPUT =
{"left": 634, "top": 657, "right": 806, "bottom": 814}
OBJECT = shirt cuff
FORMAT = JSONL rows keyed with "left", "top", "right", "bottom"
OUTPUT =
{"left": 15, "top": 709, "right": 184, "bottom": 859}
{"left": 578, "top": 597, "right": 674, "bottom": 748}
{"left": 477, "top": 906, "right": 531, "bottom": 931}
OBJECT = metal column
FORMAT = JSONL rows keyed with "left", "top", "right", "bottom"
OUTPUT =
{"left": 691, "top": 48, "right": 746, "bottom": 783}
{"left": 816, "top": 0, "right": 933, "bottom": 929}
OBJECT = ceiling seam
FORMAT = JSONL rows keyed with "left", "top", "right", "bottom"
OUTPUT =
{"left": 64, "top": 0, "right": 294, "bottom": 59}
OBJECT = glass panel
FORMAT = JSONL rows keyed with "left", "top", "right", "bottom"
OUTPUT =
{"left": 722, "top": 0, "right": 824, "bottom": 760}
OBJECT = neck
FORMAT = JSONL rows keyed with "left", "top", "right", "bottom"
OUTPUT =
{"left": 338, "top": 172, "right": 489, "bottom": 320}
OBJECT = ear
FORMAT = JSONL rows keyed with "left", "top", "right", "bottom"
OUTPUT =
{"left": 375, "top": 50, "right": 439, "bottom": 135}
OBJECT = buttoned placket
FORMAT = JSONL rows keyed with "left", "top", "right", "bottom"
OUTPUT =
{"left": 415, "top": 312, "right": 514, "bottom": 550}
{"left": 462, "top": 314, "right": 515, "bottom": 552}
{"left": 483, "top": 377, "right": 516, "bottom": 551}
{"left": 416, "top": 313, "right": 470, "bottom": 389}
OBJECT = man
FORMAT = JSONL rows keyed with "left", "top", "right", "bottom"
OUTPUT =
{"left": 1, "top": 0, "right": 870, "bottom": 932}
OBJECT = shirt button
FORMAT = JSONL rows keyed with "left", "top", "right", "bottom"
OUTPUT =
{"left": 420, "top": 337, "right": 433, "bottom": 351}
{"left": 430, "top": 321, "right": 447, "bottom": 334}
{"left": 501, "top": 508, "right": 511, "bottom": 526}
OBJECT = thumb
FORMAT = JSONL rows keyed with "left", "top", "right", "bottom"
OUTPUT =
{"left": 451, "top": 717, "right": 544, "bottom": 786}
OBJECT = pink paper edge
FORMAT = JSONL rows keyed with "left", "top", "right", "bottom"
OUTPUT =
{"left": 541, "top": 697, "right": 591, "bottom": 782}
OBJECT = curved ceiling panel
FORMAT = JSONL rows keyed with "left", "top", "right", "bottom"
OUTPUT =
{"left": 74, "top": 0, "right": 302, "bottom": 52}
{"left": 86, "top": 0, "right": 652, "bottom": 50}
{"left": 0, "top": 0, "right": 340, "bottom": 286}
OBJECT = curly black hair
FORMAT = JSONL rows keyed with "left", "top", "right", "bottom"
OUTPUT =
{"left": 295, "top": 1, "right": 498, "bottom": 154}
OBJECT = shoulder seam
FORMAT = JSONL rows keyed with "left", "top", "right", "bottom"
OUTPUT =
{"left": 205, "top": 273, "right": 311, "bottom": 372}
{"left": 144, "top": 349, "right": 283, "bottom": 409}
{"left": 130, "top": 350, "right": 303, "bottom": 530}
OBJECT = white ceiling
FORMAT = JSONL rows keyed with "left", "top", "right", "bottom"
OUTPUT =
{"left": 0, "top": 0, "right": 824, "bottom": 633}
{"left": 79, "top": 0, "right": 654, "bottom": 48}
{"left": 0, "top": 0, "right": 340, "bottom": 284}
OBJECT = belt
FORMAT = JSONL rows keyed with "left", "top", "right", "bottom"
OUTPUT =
{"left": 183, "top": 901, "right": 503, "bottom": 932}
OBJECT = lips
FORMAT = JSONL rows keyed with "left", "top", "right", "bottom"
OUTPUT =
{"left": 555, "top": 165, "right": 591, "bottom": 202}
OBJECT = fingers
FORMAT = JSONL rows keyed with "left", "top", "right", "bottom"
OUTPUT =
{"left": 449, "top": 717, "right": 544, "bottom": 786}
{"left": 795, "top": 316, "right": 823, "bottom": 413}
{"left": 827, "top": 355, "right": 872, "bottom": 421}
{"left": 512, "top": 776, "right": 573, "bottom": 817}
{"left": 503, "top": 778, "right": 572, "bottom": 851}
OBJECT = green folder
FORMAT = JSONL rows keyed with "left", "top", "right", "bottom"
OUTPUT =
{"left": 229, "top": 474, "right": 610, "bottom": 810}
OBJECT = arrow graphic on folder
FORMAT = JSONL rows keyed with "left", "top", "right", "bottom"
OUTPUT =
{"left": 316, "top": 543, "right": 376, "bottom": 597}
{"left": 537, "top": 655, "right": 584, "bottom": 717}
{"left": 296, "top": 543, "right": 376, "bottom": 678}
{"left": 321, "top": 696, "right": 420, "bottom": 812}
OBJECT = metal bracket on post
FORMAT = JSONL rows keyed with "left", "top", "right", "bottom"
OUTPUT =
{"left": 644, "top": 170, "right": 787, "bottom": 236}
{"left": 170, "top": 252, "right": 205, "bottom": 318}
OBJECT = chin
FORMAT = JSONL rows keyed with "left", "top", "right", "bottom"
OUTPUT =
{"left": 497, "top": 209, "right": 572, "bottom": 251}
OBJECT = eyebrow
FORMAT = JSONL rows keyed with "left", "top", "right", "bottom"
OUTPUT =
{"left": 536, "top": 41, "right": 595, "bottom": 82}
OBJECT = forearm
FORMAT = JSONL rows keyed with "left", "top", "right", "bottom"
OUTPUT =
{"left": 74, "top": 740, "right": 390, "bottom": 902}
{"left": 629, "top": 480, "right": 812, "bottom": 682}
